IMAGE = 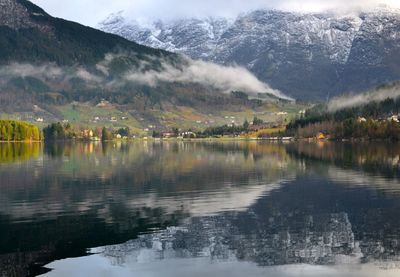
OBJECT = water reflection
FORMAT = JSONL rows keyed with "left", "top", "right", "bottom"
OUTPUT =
{"left": 47, "top": 175, "right": 400, "bottom": 276}
{"left": 0, "top": 142, "right": 41, "bottom": 164}
{"left": 287, "top": 142, "right": 400, "bottom": 194}
{"left": 1, "top": 141, "right": 400, "bottom": 276}
{"left": 288, "top": 141, "right": 400, "bottom": 178}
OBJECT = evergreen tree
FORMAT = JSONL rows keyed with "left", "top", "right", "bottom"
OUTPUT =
{"left": 253, "top": 116, "right": 263, "bottom": 125}
{"left": 243, "top": 119, "right": 250, "bottom": 131}
{"left": 101, "top": 127, "right": 113, "bottom": 141}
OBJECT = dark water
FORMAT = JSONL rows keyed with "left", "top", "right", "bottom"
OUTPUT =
{"left": 1, "top": 141, "right": 400, "bottom": 277}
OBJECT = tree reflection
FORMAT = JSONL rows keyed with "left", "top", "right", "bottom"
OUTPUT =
{"left": 0, "top": 142, "right": 41, "bottom": 163}
{"left": 287, "top": 141, "right": 400, "bottom": 179}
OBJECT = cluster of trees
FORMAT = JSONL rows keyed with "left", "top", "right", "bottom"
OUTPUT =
{"left": 294, "top": 121, "right": 334, "bottom": 138}
{"left": 252, "top": 116, "right": 264, "bottom": 125}
{"left": 43, "top": 123, "right": 75, "bottom": 141}
{"left": 151, "top": 117, "right": 266, "bottom": 139}
{"left": 287, "top": 97, "right": 400, "bottom": 140}
{"left": 290, "top": 98, "right": 400, "bottom": 130}
{"left": 0, "top": 120, "right": 41, "bottom": 141}
{"left": 156, "top": 116, "right": 271, "bottom": 138}
{"left": 199, "top": 117, "right": 266, "bottom": 137}
{"left": 200, "top": 124, "right": 248, "bottom": 137}
{"left": 338, "top": 119, "right": 400, "bottom": 140}
{"left": 101, "top": 127, "right": 114, "bottom": 141}
{"left": 43, "top": 123, "right": 129, "bottom": 141}
{"left": 116, "top": 127, "right": 130, "bottom": 137}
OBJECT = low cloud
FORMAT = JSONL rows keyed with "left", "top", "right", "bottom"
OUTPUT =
{"left": 0, "top": 53, "right": 291, "bottom": 100}
{"left": 0, "top": 63, "right": 102, "bottom": 86}
{"left": 75, "top": 68, "right": 103, "bottom": 83}
{"left": 0, "top": 63, "right": 63, "bottom": 79}
{"left": 328, "top": 83, "right": 400, "bottom": 111}
{"left": 123, "top": 57, "right": 290, "bottom": 100}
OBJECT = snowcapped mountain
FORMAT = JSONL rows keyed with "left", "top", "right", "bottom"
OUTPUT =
{"left": 98, "top": 8, "right": 400, "bottom": 100}
{"left": 99, "top": 11, "right": 234, "bottom": 60}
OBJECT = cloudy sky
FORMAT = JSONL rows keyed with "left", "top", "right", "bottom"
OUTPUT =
{"left": 31, "top": 0, "right": 400, "bottom": 27}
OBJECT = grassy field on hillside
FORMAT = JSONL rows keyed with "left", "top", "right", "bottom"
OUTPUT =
{"left": 0, "top": 101, "right": 307, "bottom": 137}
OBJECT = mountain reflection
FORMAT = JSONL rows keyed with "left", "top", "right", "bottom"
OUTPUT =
{"left": 94, "top": 212, "right": 357, "bottom": 267}
{"left": 88, "top": 174, "right": 400, "bottom": 274}
{"left": 1, "top": 141, "right": 400, "bottom": 276}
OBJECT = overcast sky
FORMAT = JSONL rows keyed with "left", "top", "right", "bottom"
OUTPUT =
{"left": 31, "top": 0, "right": 400, "bottom": 27}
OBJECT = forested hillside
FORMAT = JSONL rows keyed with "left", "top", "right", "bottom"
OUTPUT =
{"left": 287, "top": 82, "right": 400, "bottom": 140}
{"left": 0, "top": 0, "right": 171, "bottom": 65}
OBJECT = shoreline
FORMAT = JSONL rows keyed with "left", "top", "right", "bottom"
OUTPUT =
{"left": 46, "top": 137, "right": 294, "bottom": 142}
{"left": 0, "top": 140, "right": 43, "bottom": 143}
{"left": 0, "top": 137, "right": 397, "bottom": 143}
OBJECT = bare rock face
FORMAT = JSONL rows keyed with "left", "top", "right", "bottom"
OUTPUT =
{"left": 98, "top": 8, "right": 400, "bottom": 100}
{"left": 0, "top": 0, "right": 33, "bottom": 29}
{"left": 1, "top": 0, "right": 40, "bottom": 28}
{"left": 0, "top": 0, "right": 52, "bottom": 33}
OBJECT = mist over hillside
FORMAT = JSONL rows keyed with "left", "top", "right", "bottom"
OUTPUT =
{"left": 328, "top": 82, "right": 400, "bottom": 112}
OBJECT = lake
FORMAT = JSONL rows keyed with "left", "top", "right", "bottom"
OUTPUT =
{"left": 1, "top": 141, "right": 400, "bottom": 277}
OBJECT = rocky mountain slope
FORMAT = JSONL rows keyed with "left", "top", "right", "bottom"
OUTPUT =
{"left": 0, "top": 0, "right": 294, "bottom": 131}
{"left": 98, "top": 7, "right": 400, "bottom": 100}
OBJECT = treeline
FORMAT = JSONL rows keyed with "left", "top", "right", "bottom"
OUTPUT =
{"left": 287, "top": 97, "right": 400, "bottom": 140}
{"left": 200, "top": 124, "right": 248, "bottom": 137}
{"left": 152, "top": 117, "right": 267, "bottom": 138}
{"left": 294, "top": 119, "right": 400, "bottom": 140}
{"left": 198, "top": 117, "right": 261, "bottom": 137}
{"left": 43, "top": 123, "right": 75, "bottom": 140}
{"left": 43, "top": 122, "right": 130, "bottom": 141}
{"left": 0, "top": 120, "right": 42, "bottom": 141}
{"left": 289, "top": 98, "right": 400, "bottom": 130}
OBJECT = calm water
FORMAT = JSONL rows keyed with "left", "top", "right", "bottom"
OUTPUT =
{"left": 1, "top": 141, "right": 400, "bottom": 276}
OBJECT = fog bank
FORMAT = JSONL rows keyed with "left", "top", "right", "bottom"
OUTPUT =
{"left": 328, "top": 83, "right": 400, "bottom": 111}
{"left": 0, "top": 53, "right": 291, "bottom": 100}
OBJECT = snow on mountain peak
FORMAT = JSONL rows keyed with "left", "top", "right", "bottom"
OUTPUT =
{"left": 97, "top": 8, "right": 400, "bottom": 100}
